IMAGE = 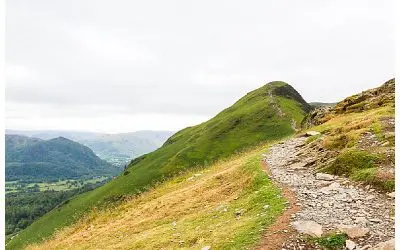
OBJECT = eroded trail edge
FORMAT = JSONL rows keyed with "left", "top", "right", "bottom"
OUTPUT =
{"left": 255, "top": 161, "right": 300, "bottom": 250}
{"left": 260, "top": 137, "right": 395, "bottom": 249}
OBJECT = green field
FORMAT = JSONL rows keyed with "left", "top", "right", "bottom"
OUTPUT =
{"left": 5, "top": 176, "right": 109, "bottom": 194}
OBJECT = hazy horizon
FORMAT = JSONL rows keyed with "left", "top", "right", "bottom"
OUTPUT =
{"left": 5, "top": 128, "right": 176, "bottom": 135}
{"left": 6, "top": 0, "right": 394, "bottom": 133}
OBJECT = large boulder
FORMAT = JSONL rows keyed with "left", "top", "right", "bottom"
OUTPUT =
{"left": 371, "top": 239, "right": 395, "bottom": 250}
{"left": 292, "top": 220, "right": 323, "bottom": 237}
{"left": 346, "top": 240, "right": 357, "bottom": 250}
{"left": 337, "top": 225, "right": 370, "bottom": 238}
{"left": 316, "top": 173, "right": 335, "bottom": 181}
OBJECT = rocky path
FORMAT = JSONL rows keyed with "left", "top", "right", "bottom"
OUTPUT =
{"left": 262, "top": 137, "right": 395, "bottom": 250}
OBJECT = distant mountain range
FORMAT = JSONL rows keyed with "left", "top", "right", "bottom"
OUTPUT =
{"left": 5, "top": 134, "right": 119, "bottom": 182}
{"left": 5, "top": 130, "right": 174, "bottom": 166}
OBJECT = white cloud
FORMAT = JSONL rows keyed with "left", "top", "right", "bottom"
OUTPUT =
{"left": 5, "top": 0, "right": 394, "bottom": 133}
{"left": 6, "top": 64, "right": 38, "bottom": 83}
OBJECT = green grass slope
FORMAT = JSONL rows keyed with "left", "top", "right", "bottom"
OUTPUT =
{"left": 7, "top": 81, "right": 310, "bottom": 249}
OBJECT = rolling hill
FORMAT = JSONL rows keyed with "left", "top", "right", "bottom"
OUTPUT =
{"left": 7, "top": 81, "right": 311, "bottom": 249}
{"left": 5, "top": 130, "right": 174, "bottom": 166}
{"left": 5, "top": 135, "right": 120, "bottom": 182}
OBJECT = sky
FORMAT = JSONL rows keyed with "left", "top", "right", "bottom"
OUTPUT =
{"left": 5, "top": 0, "right": 395, "bottom": 133}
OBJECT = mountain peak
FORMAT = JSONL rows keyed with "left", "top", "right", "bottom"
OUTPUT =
{"left": 272, "top": 83, "right": 312, "bottom": 112}
{"left": 264, "top": 80, "right": 289, "bottom": 87}
{"left": 245, "top": 81, "right": 311, "bottom": 113}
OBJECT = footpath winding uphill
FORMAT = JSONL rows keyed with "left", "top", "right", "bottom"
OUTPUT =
{"left": 262, "top": 136, "right": 395, "bottom": 250}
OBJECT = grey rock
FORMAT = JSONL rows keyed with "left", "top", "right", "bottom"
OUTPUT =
{"left": 292, "top": 220, "right": 323, "bottom": 237}
{"left": 387, "top": 192, "right": 395, "bottom": 198}
{"left": 337, "top": 225, "right": 370, "bottom": 238}
{"left": 305, "top": 131, "right": 321, "bottom": 137}
{"left": 316, "top": 173, "right": 334, "bottom": 181}
{"left": 371, "top": 239, "right": 395, "bottom": 250}
{"left": 346, "top": 239, "right": 357, "bottom": 250}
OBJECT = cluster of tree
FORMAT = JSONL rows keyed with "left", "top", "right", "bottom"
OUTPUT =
{"left": 5, "top": 179, "right": 110, "bottom": 236}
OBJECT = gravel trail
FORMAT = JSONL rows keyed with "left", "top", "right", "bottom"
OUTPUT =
{"left": 262, "top": 137, "right": 395, "bottom": 249}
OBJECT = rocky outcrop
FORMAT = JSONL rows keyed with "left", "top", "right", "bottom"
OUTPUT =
{"left": 302, "top": 79, "right": 395, "bottom": 128}
{"left": 334, "top": 79, "right": 394, "bottom": 114}
{"left": 301, "top": 106, "right": 332, "bottom": 128}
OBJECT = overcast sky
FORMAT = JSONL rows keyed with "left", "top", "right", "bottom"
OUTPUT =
{"left": 6, "top": 0, "right": 394, "bottom": 133}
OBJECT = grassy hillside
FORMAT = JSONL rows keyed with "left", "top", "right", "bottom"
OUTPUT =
{"left": 26, "top": 144, "right": 286, "bottom": 249}
{"left": 7, "top": 81, "right": 310, "bottom": 249}
{"left": 6, "top": 135, "right": 119, "bottom": 182}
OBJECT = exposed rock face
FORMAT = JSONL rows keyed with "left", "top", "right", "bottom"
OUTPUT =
{"left": 301, "top": 106, "right": 332, "bottom": 128}
{"left": 292, "top": 220, "right": 323, "bottom": 237}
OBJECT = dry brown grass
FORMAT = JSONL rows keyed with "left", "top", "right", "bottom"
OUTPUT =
{"left": 311, "top": 106, "right": 394, "bottom": 150}
{"left": 26, "top": 146, "right": 285, "bottom": 250}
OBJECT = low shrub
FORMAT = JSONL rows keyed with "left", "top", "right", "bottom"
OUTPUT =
{"left": 305, "top": 233, "right": 347, "bottom": 250}
{"left": 316, "top": 233, "right": 347, "bottom": 249}
{"left": 322, "top": 150, "right": 380, "bottom": 176}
